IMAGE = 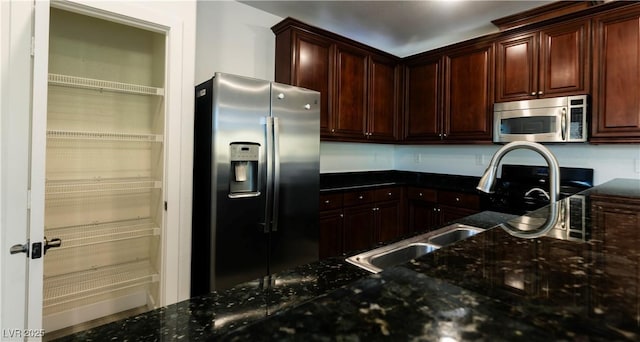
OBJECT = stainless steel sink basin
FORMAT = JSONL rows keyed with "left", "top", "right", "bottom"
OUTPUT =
{"left": 428, "top": 228, "right": 480, "bottom": 246}
{"left": 369, "top": 243, "right": 439, "bottom": 270}
{"left": 346, "top": 223, "right": 483, "bottom": 273}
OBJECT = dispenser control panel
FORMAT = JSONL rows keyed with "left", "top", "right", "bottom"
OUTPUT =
{"left": 229, "top": 143, "right": 260, "bottom": 198}
{"left": 230, "top": 144, "right": 259, "bottom": 161}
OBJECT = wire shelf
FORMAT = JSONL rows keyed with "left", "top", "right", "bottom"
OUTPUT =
{"left": 47, "top": 130, "right": 163, "bottom": 143}
{"left": 48, "top": 73, "right": 164, "bottom": 96}
{"left": 45, "top": 218, "right": 160, "bottom": 249}
{"left": 43, "top": 260, "right": 158, "bottom": 309}
{"left": 46, "top": 178, "right": 161, "bottom": 196}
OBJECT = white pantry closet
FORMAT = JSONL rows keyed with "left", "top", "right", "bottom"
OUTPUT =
{"left": 42, "top": 7, "right": 167, "bottom": 333}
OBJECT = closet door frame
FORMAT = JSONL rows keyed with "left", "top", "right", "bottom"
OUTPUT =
{"left": 26, "top": 0, "right": 185, "bottom": 331}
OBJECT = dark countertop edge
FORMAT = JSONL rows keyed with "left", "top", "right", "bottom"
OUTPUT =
{"left": 320, "top": 170, "right": 484, "bottom": 194}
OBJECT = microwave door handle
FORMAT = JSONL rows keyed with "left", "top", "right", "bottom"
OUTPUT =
{"left": 561, "top": 108, "right": 567, "bottom": 141}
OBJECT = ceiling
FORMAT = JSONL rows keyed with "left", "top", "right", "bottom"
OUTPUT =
{"left": 239, "top": 0, "right": 554, "bottom": 58}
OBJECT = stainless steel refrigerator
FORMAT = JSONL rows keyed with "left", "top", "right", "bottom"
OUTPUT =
{"left": 191, "top": 72, "right": 320, "bottom": 295}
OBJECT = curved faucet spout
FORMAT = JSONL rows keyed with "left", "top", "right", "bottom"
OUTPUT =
{"left": 476, "top": 141, "right": 560, "bottom": 203}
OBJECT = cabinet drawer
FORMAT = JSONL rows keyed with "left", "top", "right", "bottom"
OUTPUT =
{"left": 320, "top": 193, "right": 344, "bottom": 211}
{"left": 438, "top": 191, "right": 480, "bottom": 209}
{"left": 343, "top": 189, "right": 375, "bottom": 206}
{"left": 374, "top": 187, "right": 401, "bottom": 202}
{"left": 407, "top": 187, "right": 437, "bottom": 202}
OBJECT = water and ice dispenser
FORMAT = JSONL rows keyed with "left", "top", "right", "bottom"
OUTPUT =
{"left": 229, "top": 143, "right": 259, "bottom": 197}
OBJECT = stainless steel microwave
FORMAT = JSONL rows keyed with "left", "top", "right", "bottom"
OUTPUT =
{"left": 493, "top": 95, "right": 588, "bottom": 143}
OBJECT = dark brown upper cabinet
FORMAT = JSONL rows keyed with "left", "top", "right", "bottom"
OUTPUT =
{"left": 274, "top": 28, "right": 334, "bottom": 136}
{"left": 591, "top": 4, "right": 640, "bottom": 143}
{"left": 443, "top": 42, "right": 494, "bottom": 142}
{"left": 272, "top": 18, "right": 401, "bottom": 143}
{"left": 368, "top": 53, "right": 401, "bottom": 141}
{"left": 332, "top": 43, "right": 368, "bottom": 138}
{"left": 403, "top": 41, "right": 494, "bottom": 144}
{"left": 495, "top": 19, "right": 590, "bottom": 102}
{"left": 404, "top": 55, "right": 442, "bottom": 142}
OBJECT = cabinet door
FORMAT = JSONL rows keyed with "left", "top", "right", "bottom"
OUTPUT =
{"left": 291, "top": 32, "right": 334, "bottom": 136}
{"left": 592, "top": 5, "right": 640, "bottom": 142}
{"left": 368, "top": 54, "right": 400, "bottom": 141}
{"left": 375, "top": 200, "right": 402, "bottom": 244}
{"left": 319, "top": 209, "right": 344, "bottom": 259}
{"left": 343, "top": 205, "right": 375, "bottom": 254}
{"left": 408, "top": 200, "right": 438, "bottom": 233}
{"left": 495, "top": 33, "right": 538, "bottom": 102}
{"left": 333, "top": 44, "right": 368, "bottom": 139}
{"left": 539, "top": 20, "right": 590, "bottom": 98}
{"left": 439, "top": 205, "right": 479, "bottom": 225}
{"left": 444, "top": 43, "right": 494, "bottom": 142}
{"left": 404, "top": 57, "right": 442, "bottom": 141}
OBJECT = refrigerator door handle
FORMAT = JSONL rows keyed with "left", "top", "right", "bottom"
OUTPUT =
{"left": 272, "top": 117, "right": 281, "bottom": 232}
{"left": 264, "top": 116, "right": 274, "bottom": 234}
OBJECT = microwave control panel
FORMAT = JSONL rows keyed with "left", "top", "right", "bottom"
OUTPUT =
{"left": 568, "top": 95, "right": 587, "bottom": 141}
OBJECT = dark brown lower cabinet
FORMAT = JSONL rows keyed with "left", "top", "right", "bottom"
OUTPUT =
{"left": 319, "top": 186, "right": 404, "bottom": 258}
{"left": 343, "top": 204, "right": 375, "bottom": 254}
{"left": 319, "top": 185, "right": 479, "bottom": 258}
{"left": 407, "top": 187, "right": 481, "bottom": 234}
{"left": 319, "top": 209, "right": 344, "bottom": 259}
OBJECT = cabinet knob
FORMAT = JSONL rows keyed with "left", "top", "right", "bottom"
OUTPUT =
{"left": 388, "top": 192, "right": 392, "bottom": 196}
{"left": 531, "top": 92, "right": 537, "bottom": 96}
{"left": 538, "top": 91, "right": 543, "bottom": 95}
{"left": 455, "top": 197, "right": 460, "bottom": 202}
{"left": 277, "top": 93, "right": 285, "bottom": 99}
{"left": 304, "top": 104, "right": 311, "bottom": 110}
{"left": 443, "top": 133, "right": 447, "bottom": 137}
{"left": 331, "top": 129, "right": 335, "bottom": 133}
{"left": 419, "top": 193, "right": 423, "bottom": 197}
{"left": 324, "top": 200, "right": 330, "bottom": 204}
{"left": 358, "top": 195, "right": 363, "bottom": 200}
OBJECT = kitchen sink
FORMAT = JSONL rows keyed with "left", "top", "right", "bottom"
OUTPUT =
{"left": 346, "top": 223, "right": 483, "bottom": 273}
{"left": 428, "top": 228, "right": 481, "bottom": 246}
{"left": 369, "top": 243, "right": 439, "bottom": 270}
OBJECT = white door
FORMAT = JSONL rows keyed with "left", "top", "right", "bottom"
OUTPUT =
{"left": 1, "top": 0, "right": 40, "bottom": 337}
{"left": 2, "top": 0, "right": 186, "bottom": 338}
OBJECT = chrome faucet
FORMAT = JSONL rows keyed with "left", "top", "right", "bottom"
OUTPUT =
{"left": 476, "top": 141, "right": 560, "bottom": 203}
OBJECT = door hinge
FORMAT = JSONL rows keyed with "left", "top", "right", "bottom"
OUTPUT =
{"left": 30, "top": 36, "right": 35, "bottom": 57}
{"left": 26, "top": 189, "right": 32, "bottom": 210}
{"left": 164, "top": 201, "right": 168, "bottom": 211}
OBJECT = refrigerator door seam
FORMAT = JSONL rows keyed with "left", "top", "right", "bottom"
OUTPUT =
{"left": 272, "top": 117, "right": 281, "bottom": 232}
{"left": 264, "top": 116, "right": 274, "bottom": 234}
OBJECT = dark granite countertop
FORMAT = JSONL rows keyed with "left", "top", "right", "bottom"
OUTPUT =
{"left": 53, "top": 212, "right": 513, "bottom": 341}
{"left": 56, "top": 178, "right": 640, "bottom": 341}
{"left": 221, "top": 178, "right": 640, "bottom": 341}
{"left": 320, "top": 170, "right": 485, "bottom": 194}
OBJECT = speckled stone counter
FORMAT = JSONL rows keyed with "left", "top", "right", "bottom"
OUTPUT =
{"left": 320, "top": 170, "right": 486, "bottom": 194}
{"left": 53, "top": 210, "right": 512, "bottom": 341}
{"left": 56, "top": 179, "right": 640, "bottom": 341}
{"left": 52, "top": 258, "right": 370, "bottom": 341}
{"left": 221, "top": 178, "right": 640, "bottom": 341}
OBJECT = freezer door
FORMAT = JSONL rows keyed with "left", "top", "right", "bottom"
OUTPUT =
{"left": 268, "top": 82, "right": 320, "bottom": 275}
